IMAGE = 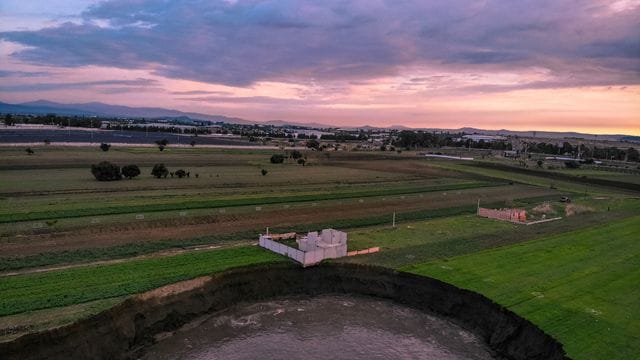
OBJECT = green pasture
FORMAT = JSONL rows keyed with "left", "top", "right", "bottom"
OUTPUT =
{"left": 0, "top": 163, "right": 413, "bottom": 195}
{"left": 0, "top": 180, "right": 496, "bottom": 223}
{"left": 404, "top": 215, "right": 640, "bottom": 360}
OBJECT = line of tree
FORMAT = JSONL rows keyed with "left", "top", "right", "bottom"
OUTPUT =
{"left": 90, "top": 162, "right": 140, "bottom": 181}
{"left": 393, "top": 130, "right": 513, "bottom": 150}
{"left": 3, "top": 113, "right": 102, "bottom": 128}
{"left": 526, "top": 142, "right": 639, "bottom": 162}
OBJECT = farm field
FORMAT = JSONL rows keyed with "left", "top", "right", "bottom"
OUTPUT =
{"left": 428, "top": 158, "right": 639, "bottom": 195}
{"left": 0, "top": 144, "right": 639, "bottom": 357}
{"left": 404, "top": 215, "right": 640, "bottom": 360}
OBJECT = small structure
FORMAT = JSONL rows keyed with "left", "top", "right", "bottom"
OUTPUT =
{"left": 259, "top": 229, "right": 348, "bottom": 267}
{"left": 478, "top": 207, "right": 527, "bottom": 223}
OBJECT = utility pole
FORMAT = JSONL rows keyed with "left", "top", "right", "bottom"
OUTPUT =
{"left": 392, "top": 212, "right": 396, "bottom": 228}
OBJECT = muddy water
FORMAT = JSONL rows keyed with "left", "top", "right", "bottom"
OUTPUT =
{"left": 142, "top": 295, "right": 495, "bottom": 360}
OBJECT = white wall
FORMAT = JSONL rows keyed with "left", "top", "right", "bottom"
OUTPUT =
{"left": 259, "top": 236, "right": 347, "bottom": 267}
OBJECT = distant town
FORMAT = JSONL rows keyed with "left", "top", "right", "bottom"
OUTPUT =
{"left": 2, "top": 110, "right": 639, "bottom": 167}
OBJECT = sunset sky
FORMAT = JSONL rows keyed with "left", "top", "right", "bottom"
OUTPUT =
{"left": 0, "top": 0, "right": 638, "bottom": 134}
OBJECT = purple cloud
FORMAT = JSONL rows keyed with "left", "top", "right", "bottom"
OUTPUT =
{"left": 1, "top": 0, "right": 638, "bottom": 88}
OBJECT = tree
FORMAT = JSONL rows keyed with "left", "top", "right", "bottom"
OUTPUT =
{"left": 261, "top": 169, "right": 268, "bottom": 176}
{"left": 43, "top": 139, "right": 51, "bottom": 145}
{"left": 627, "top": 147, "right": 639, "bottom": 162}
{"left": 175, "top": 169, "right": 187, "bottom": 178}
{"left": 537, "top": 160, "right": 544, "bottom": 168}
{"left": 158, "top": 145, "right": 165, "bottom": 151}
{"left": 290, "top": 150, "right": 302, "bottom": 159}
{"left": 297, "top": 158, "right": 306, "bottom": 166}
{"left": 151, "top": 163, "right": 169, "bottom": 178}
{"left": 306, "top": 139, "right": 320, "bottom": 150}
{"left": 190, "top": 140, "right": 196, "bottom": 147}
{"left": 121, "top": 164, "right": 140, "bottom": 179}
{"left": 91, "top": 161, "right": 122, "bottom": 181}
{"left": 155, "top": 139, "right": 169, "bottom": 146}
{"left": 4, "top": 114, "right": 15, "bottom": 126}
{"left": 270, "top": 154, "right": 285, "bottom": 163}
{"left": 100, "top": 143, "right": 111, "bottom": 152}
{"left": 25, "top": 147, "right": 34, "bottom": 155}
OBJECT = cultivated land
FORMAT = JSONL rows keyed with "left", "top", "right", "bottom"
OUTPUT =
{"left": 0, "top": 144, "right": 638, "bottom": 360}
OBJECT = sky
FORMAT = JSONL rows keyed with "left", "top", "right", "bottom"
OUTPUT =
{"left": 0, "top": 0, "right": 638, "bottom": 134}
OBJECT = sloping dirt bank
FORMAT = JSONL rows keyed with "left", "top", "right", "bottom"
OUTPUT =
{"left": 0, "top": 263, "right": 568, "bottom": 360}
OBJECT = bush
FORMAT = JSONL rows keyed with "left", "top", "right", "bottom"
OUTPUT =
{"left": 290, "top": 150, "right": 302, "bottom": 159}
{"left": 261, "top": 169, "right": 268, "bottom": 176}
{"left": 158, "top": 145, "right": 165, "bottom": 151}
{"left": 306, "top": 139, "right": 320, "bottom": 150}
{"left": 99, "top": 143, "right": 111, "bottom": 152}
{"left": 175, "top": 169, "right": 187, "bottom": 178}
{"left": 121, "top": 164, "right": 141, "bottom": 179}
{"left": 564, "top": 161, "right": 581, "bottom": 169}
{"left": 151, "top": 163, "right": 169, "bottom": 178}
{"left": 155, "top": 139, "right": 169, "bottom": 146}
{"left": 91, "top": 161, "right": 122, "bottom": 181}
{"left": 25, "top": 147, "right": 34, "bottom": 155}
{"left": 270, "top": 154, "right": 285, "bottom": 164}
{"left": 297, "top": 158, "right": 306, "bottom": 166}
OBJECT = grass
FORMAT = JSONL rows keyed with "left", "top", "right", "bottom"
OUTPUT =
{"left": 0, "top": 246, "right": 283, "bottom": 317}
{"left": 403, "top": 215, "right": 640, "bottom": 360}
{"left": 428, "top": 159, "right": 635, "bottom": 196}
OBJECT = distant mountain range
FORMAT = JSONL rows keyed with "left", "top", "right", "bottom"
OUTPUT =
{"left": 0, "top": 100, "right": 253, "bottom": 125}
{"left": 1, "top": 100, "right": 637, "bottom": 142}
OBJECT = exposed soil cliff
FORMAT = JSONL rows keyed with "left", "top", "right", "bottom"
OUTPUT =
{"left": 0, "top": 263, "right": 568, "bottom": 360}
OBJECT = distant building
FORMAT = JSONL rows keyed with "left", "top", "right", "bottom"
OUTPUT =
{"left": 462, "top": 134, "right": 506, "bottom": 142}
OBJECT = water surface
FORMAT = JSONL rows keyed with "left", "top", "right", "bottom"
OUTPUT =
{"left": 142, "top": 294, "right": 494, "bottom": 359}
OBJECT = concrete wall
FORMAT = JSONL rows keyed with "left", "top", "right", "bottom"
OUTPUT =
{"left": 347, "top": 247, "right": 380, "bottom": 256}
{"left": 259, "top": 238, "right": 345, "bottom": 266}
{"left": 259, "top": 237, "right": 305, "bottom": 264}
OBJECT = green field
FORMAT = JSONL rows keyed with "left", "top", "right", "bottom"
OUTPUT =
{"left": 1, "top": 145, "right": 639, "bottom": 357}
{"left": 403, "top": 215, "right": 640, "bottom": 360}
{"left": 0, "top": 179, "right": 493, "bottom": 223}
{"left": 0, "top": 246, "right": 283, "bottom": 317}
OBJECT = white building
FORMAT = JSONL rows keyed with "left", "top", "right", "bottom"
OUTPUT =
{"left": 259, "top": 229, "right": 348, "bottom": 267}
